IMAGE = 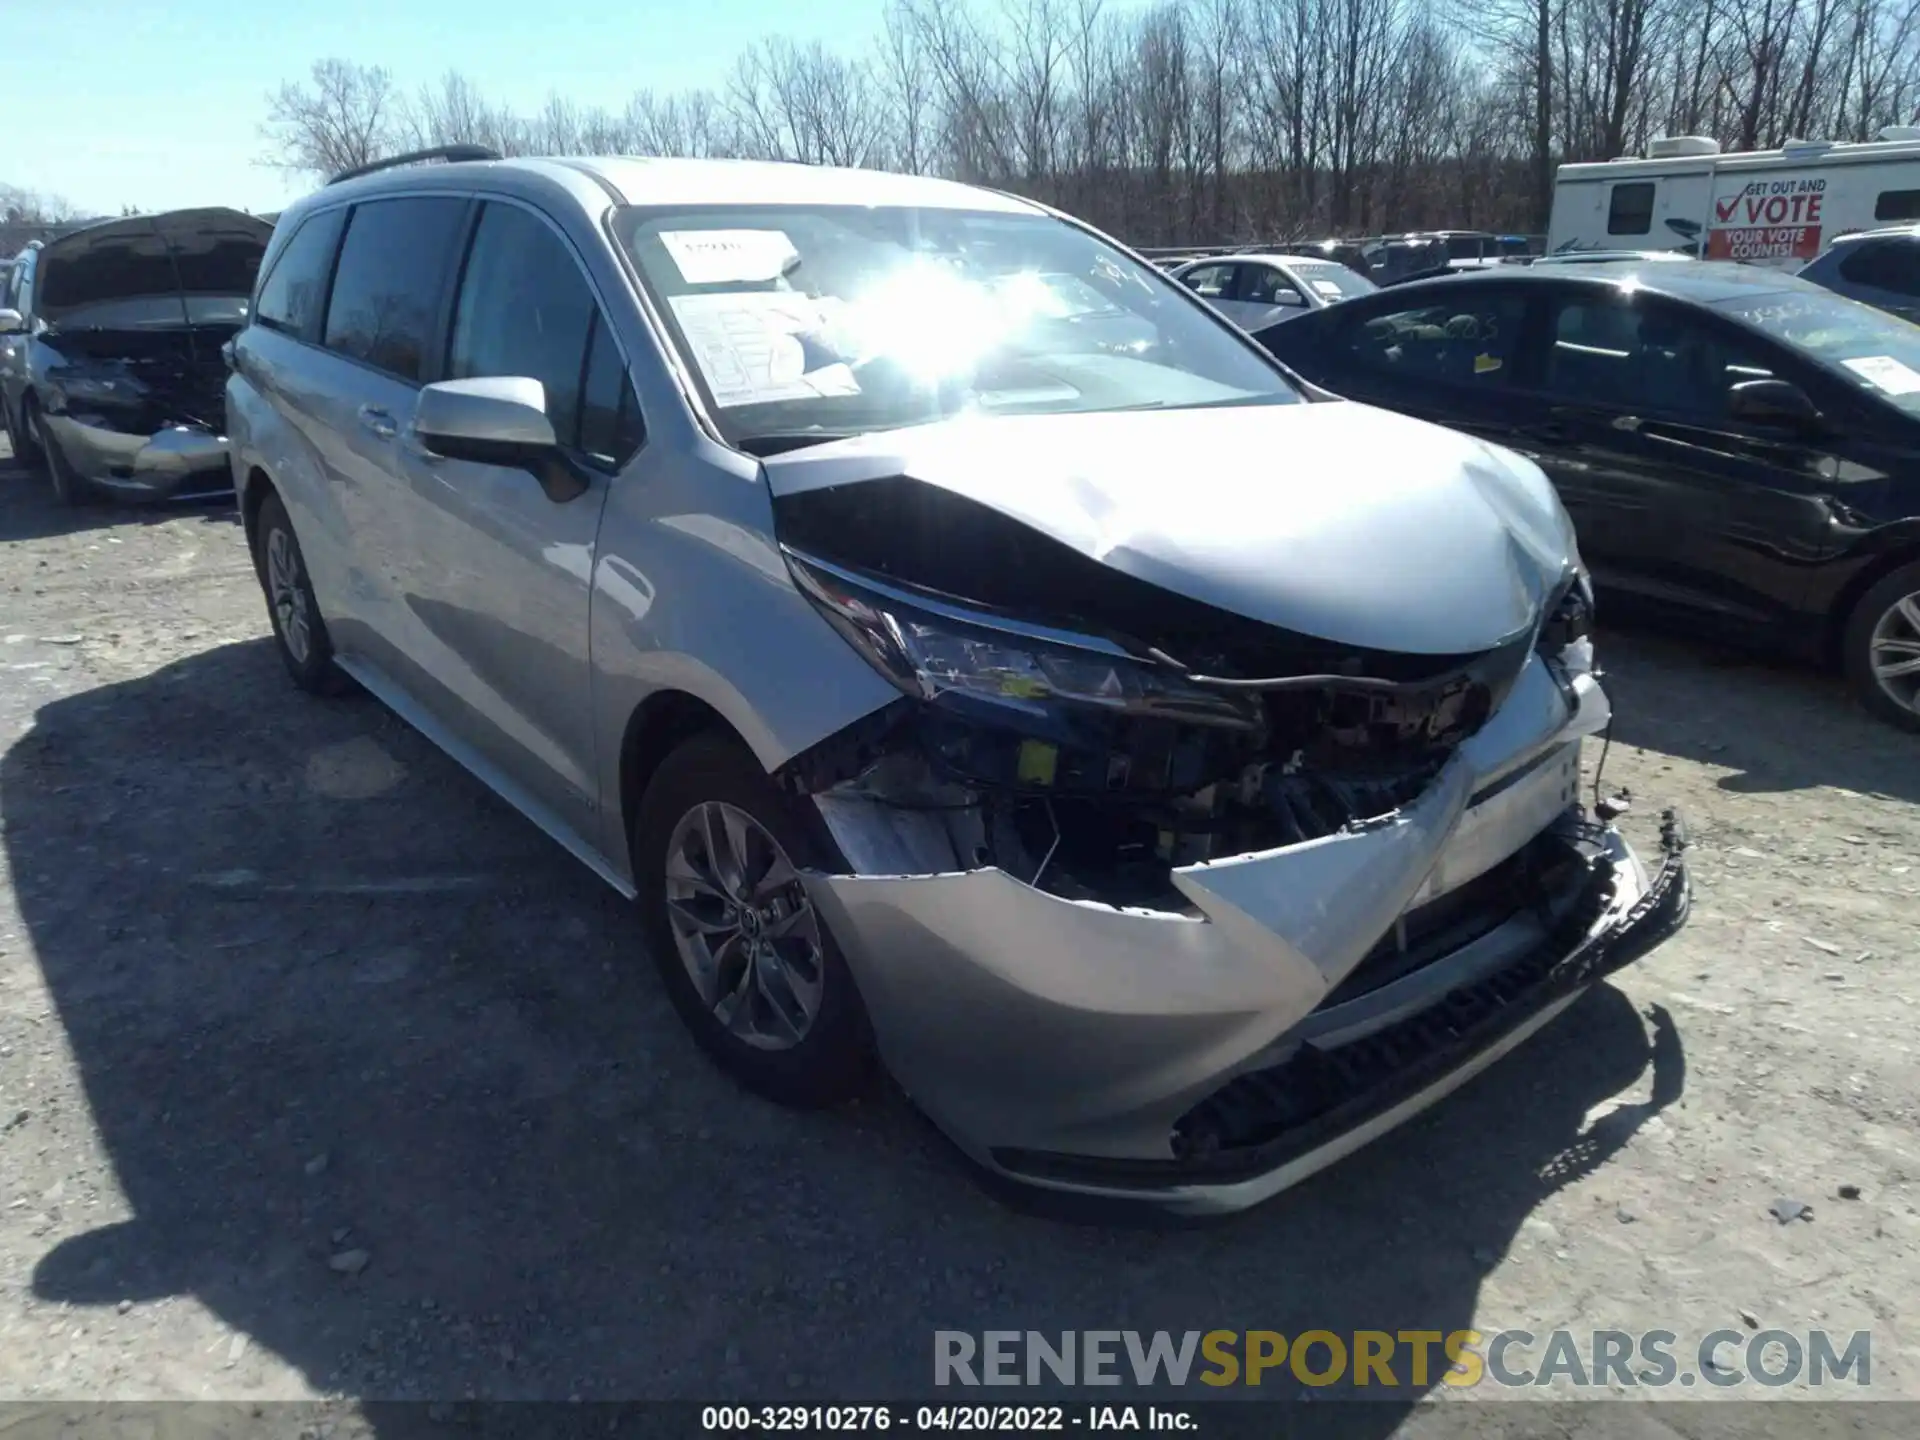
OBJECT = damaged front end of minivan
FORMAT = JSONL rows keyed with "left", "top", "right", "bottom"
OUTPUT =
{"left": 761, "top": 409, "right": 1690, "bottom": 1214}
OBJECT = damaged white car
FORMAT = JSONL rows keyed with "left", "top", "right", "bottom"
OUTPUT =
{"left": 227, "top": 153, "right": 1691, "bottom": 1215}
{"left": 1, "top": 208, "right": 271, "bottom": 505}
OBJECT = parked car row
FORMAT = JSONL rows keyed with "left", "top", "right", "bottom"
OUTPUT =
{"left": 1168, "top": 251, "right": 1378, "bottom": 328}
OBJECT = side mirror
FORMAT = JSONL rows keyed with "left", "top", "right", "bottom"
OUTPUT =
{"left": 413, "top": 376, "right": 589, "bottom": 503}
{"left": 1273, "top": 290, "right": 1307, "bottom": 306}
{"left": 415, "top": 376, "right": 557, "bottom": 464}
{"left": 1729, "top": 377, "right": 1822, "bottom": 432}
{"left": 0, "top": 308, "right": 24, "bottom": 336}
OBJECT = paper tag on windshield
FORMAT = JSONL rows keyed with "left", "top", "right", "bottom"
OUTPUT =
{"left": 668, "top": 292, "right": 860, "bottom": 408}
{"left": 660, "top": 229, "right": 800, "bottom": 286}
{"left": 1311, "top": 279, "right": 1342, "bottom": 297}
{"left": 1842, "top": 355, "right": 1920, "bottom": 396}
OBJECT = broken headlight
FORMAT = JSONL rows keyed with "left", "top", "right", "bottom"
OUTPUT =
{"left": 43, "top": 367, "right": 141, "bottom": 412}
{"left": 784, "top": 547, "right": 1261, "bottom": 732}
{"left": 1541, "top": 565, "right": 1594, "bottom": 661}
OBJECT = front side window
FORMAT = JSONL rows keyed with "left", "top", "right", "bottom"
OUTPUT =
{"left": 1242, "top": 265, "right": 1304, "bottom": 307}
{"left": 1179, "top": 263, "right": 1235, "bottom": 298}
{"left": 1716, "top": 287, "right": 1920, "bottom": 416}
{"left": 323, "top": 197, "right": 469, "bottom": 382}
{"left": 1340, "top": 292, "right": 1527, "bottom": 386}
{"left": 447, "top": 202, "right": 600, "bottom": 447}
{"left": 614, "top": 204, "right": 1297, "bottom": 450}
{"left": 255, "top": 208, "right": 346, "bottom": 340}
{"left": 578, "top": 313, "right": 645, "bottom": 467}
{"left": 1550, "top": 295, "right": 1787, "bottom": 420}
{"left": 1608, "top": 183, "right": 1655, "bottom": 236}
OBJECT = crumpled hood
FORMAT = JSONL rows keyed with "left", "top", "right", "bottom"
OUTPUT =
{"left": 760, "top": 400, "right": 1580, "bottom": 655}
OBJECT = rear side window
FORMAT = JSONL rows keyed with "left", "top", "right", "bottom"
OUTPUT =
{"left": 254, "top": 208, "right": 345, "bottom": 340}
{"left": 1340, "top": 293, "right": 1528, "bottom": 386}
{"left": 1839, "top": 240, "right": 1920, "bottom": 296}
{"left": 1608, "top": 183, "right": 1656, "bottom": 235}
{"left": 446, "top": 202, "right": 601, "bottom": 449}
{"left": 1874, "top": 190, "right": 1920, "bottom": 222}
{"left": 323, "top": 197, "right": 469, "bottom": 382}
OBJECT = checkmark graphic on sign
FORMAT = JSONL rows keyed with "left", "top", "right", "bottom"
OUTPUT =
{"left": 1715, "top": 196, "right": 1742, "bottom": 222}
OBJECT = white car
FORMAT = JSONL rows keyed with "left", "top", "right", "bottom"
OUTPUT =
{"left": 1171, "top": 253, "right": 1378, "bottom": 330}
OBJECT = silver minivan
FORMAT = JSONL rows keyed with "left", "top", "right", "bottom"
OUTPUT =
{"left": 226, "top": 149, "right": 1690, "bottom": 1215}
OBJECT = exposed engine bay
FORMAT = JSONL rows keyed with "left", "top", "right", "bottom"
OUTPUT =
{"left": 773, "top": 475, "right": 1594, "bottom": 913}
{"left": 26, "top": 207, "right": 270, "bottom": 468}
{"left": 41, "top": 324, "right": 235, "bottom": 435}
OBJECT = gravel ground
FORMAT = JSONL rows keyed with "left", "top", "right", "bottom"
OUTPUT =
{"left": 0, "top": 436, "right": 1916, "bottom": 1433}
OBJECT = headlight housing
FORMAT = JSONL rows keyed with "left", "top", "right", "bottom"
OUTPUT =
{"left": 44, "top": 369, "right": 139, "bottom": 411}
{"left": 784, "top": 547, "right": 1261, "bottom": 733}
{"left": 1539, "top": 564, "right": 1596, "bottom": 692}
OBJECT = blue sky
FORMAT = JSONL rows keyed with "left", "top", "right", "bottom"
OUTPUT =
{"left": 8, "top": 0, "right": 868, "bottom": 216}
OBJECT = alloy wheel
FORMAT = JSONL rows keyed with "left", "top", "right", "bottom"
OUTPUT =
{"left": 265, "top": 526, "right": 313, "bottom": 665}
{"left": 663, "top": 801, "right": 825, "bottom": 1051}
{"left": 1869, "top": 589, "right": 1920, "bottom": 717}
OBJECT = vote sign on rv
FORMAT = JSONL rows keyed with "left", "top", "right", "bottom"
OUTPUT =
{"left": 1707, "top": 176, "right": 1826, "bottom": 261}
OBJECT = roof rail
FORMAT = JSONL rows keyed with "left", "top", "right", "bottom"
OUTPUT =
{"left": 327, "top": 144, "right": 501, "bottom": 187}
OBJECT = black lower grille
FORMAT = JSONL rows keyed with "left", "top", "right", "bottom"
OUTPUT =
{"left": 988, "top": 812, "right": 1691, "bottom": 1193}
{"left": 1173, "top": 842, "right": 1610, "bottom": 1161}
{"left": 1318, "top": 828, "right": 1586, "bottom": 1008}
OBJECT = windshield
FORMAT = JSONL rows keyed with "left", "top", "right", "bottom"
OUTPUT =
{"left": 1715, "top": 288, "right": 1920, "bottom": 415}
{"left": 1290, "top": 261, "right": 1377, "bottom": 300}
{"left": 1443, "top": 236, "right": 1491, "bottom": 261}
{"left": 614, "top": 204, "right": 1299, "bottom": 449}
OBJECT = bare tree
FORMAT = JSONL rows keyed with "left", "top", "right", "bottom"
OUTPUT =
{"left": 261, "top": 0, "right": 1920, "bottom": 246}
{"left": 261, "top": 59, "right": 400, "bottom": 177}
{"left": 0, "top": 185, "right": 82, "bottom": 225}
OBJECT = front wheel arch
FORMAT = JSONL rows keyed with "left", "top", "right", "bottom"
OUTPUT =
{"left": 1826, "top": 543, "right": 1920, "bottom": 668}
{"left": 240, "top": 466, "right": 276, "bottom": 552}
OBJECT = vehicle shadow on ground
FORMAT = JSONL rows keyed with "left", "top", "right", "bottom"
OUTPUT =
{"left": 0, "top": 456, "right": 239, "bottom": 544}
{"left": 10, "top": 640, "right": 1680, "bottom": 1420}
{"left": 1594, "top": 624, "right": 1920, "bottom": 805}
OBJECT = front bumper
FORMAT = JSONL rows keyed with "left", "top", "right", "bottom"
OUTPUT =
{"left": 42, "top": 414, "right": 230, "bottom": 499}
{"left": 800, "top": 655, "right": 1691, "bottom": 1215}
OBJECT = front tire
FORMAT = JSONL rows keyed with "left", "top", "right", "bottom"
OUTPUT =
{"left": 12, "top": 396, "right": 47, "bottom": 475}
{"left": 1844, "top": 559, "right": 1920, "bottom": 732}
{"left": 42, "top": 427, "right": 96, "bottom": 507}
{"left": 633, "top": 732, "right": 874, "bottom": 1107}
{"left": 251, "top": 491, "right": 354, "bottom": 696}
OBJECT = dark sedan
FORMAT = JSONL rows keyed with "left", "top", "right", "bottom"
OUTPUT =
{"left": 1254, "top": 261, "right": 1920, "bottom": 730}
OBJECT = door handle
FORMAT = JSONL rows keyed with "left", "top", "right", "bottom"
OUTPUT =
{"left": 357, "top": 405, "right": 398, "bottom": 440}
